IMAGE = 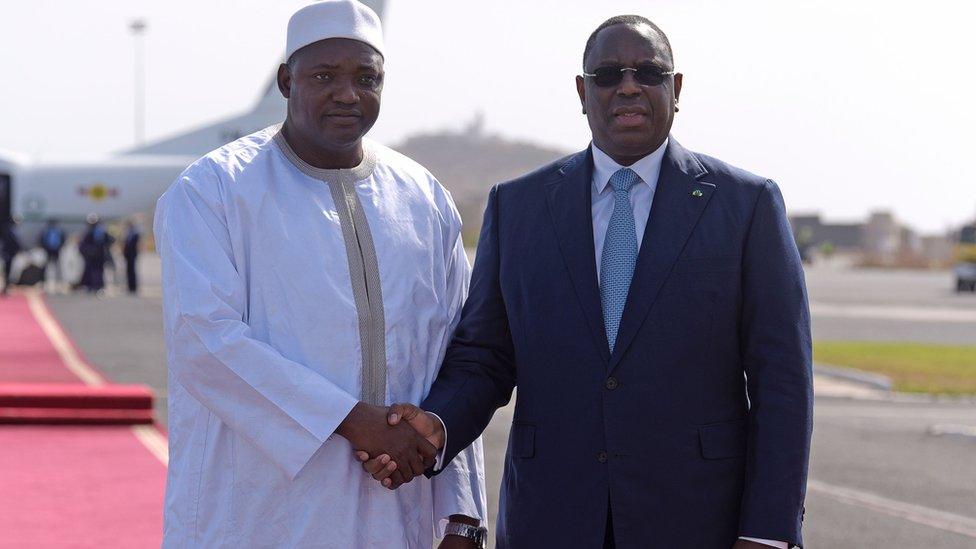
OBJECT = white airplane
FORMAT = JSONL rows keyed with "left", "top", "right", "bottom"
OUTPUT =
{"left": 0, "top": 0, "right": 385, "bottom": 244}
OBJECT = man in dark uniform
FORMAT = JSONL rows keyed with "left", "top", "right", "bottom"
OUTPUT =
{"left": 39, "top": 219, "right": 66, "bottom": 290}
{"left": 1, "top": 220, "right": 22, "bottom": 296}
{"left": 78, "top": 216, "right": 113, "bottom": 293}
{"left": 123, "top": 221, "right": 141, "bottom": 294}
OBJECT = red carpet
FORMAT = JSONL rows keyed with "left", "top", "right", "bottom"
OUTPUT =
{"left": 0, "top": 426, "right": 165, "bottom": 549}
{"left": 0, "top": 291, "right": 166, "bottom": 547}
{"left": 0, "top": 294, "right": 90, "bottom": 384}
{"left": 0, "top": 293, "right": 153, "bottom": 424}
{"left": 0, "top": 383, "right": 154, "bottom": 424}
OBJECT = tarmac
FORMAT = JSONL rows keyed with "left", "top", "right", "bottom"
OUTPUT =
{"left": 805, "top": 259, "right": 976, "bottom": 346}
{"left": 25, "top": 256, "right": 976, "bottom": 548}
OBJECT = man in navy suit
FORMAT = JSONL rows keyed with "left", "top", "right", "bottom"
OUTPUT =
{"left": 360, "top": 15, "right": 812, "bottom": 549}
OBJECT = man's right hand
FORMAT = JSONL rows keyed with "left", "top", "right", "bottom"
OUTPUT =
{"left": 354, "top": 403, "right": 445, "bottom": 489}
{"left": 336, "top": 402, "right": 438, "bottom": 487}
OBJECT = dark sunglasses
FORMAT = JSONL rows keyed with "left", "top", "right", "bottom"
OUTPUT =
{"left": 582, "top": 64, "right": 675, "bottom": 87}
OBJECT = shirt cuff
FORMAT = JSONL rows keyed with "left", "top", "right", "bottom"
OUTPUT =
{"left": 428, "top": 412, "right": 448, "bottom": 472}
{"left": 739, "top": 537, "right": 789, "bottom": 548}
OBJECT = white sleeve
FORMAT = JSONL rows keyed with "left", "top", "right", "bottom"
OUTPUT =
{"left": 430, "top": 223, "right": 488, "bottom": 534}
{"left": 154, "top": 166, "right": 359, "bottom": 480}
{"left": 739, "top": 537, "right": 789, "bottom": 548}
{"left": 430, "top": 413, "right": 449, "bottom": 473}
{"left": 432, "top": 435, "right": 488, "bottom": 535}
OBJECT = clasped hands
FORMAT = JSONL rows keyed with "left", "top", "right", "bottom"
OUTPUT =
{"left": 338, "top": 402, "right": 443, "bottom": 489}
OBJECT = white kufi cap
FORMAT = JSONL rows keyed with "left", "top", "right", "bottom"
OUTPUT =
{"left": 286, "top": 0, "right": 384, "bottom": 61}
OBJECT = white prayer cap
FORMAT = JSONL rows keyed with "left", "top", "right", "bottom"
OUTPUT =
{"left": 286, "top": 0, "right": 385, "bottom": 61}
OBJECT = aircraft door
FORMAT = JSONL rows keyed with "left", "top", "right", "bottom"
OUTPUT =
{"left": 0, "top": 174, "right": 11, "bottom": 226}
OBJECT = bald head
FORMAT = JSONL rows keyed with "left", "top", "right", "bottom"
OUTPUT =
{"left": 582, "top": 15, "right": 674, "bottom": 70}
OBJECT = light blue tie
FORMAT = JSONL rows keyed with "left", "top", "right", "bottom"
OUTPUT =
{"left": 601, "top": 168, "right": 640, "bottom": 353}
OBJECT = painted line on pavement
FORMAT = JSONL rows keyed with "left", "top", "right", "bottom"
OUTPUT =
{"left": 26, "top": 290, "right": 106, "bottom": 387}
{"left": 28, "top": 289, "right": 168, "bottom": 466}
{"left": 808, "top": 479, "right": 976, "bottom": 538}
{"left": 132, "top": 424, "right": 169, "bottom": 466}
{"left": 928, "top": 423, "right": 976, "bottom": 440}
{"left": 815, "top": 406, "right": 976, "bottom": 422}
{"left": 810, "top": 302, "right": 976, "bottom": 323}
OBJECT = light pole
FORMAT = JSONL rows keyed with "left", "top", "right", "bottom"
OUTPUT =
{"left": 130, "top": 19, "right": 147, "bottom": 146}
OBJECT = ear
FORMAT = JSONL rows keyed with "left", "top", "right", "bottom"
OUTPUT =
{"left": 575, "top": 74, "right": 586, "bottom": 114}
{"left": 277, "top": 63, "right": 292, "bottom": 99}
{"left": 673, "top": 72, "right": 683, "bottom": 104}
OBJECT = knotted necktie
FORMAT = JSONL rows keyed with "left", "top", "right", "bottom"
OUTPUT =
{"left": 600, "top": 168, "right": 640, "bottom": 353}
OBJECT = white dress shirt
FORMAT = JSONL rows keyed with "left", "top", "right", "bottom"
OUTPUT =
{"left": 590, "top": 139, "right": 666, "bottom": 280}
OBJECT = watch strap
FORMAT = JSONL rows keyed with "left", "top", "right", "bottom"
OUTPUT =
{"left": 444, "top": 522, "right": 487, "bottom": 548}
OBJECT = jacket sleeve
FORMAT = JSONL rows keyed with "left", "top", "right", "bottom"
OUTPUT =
{"left": 430, "top": 231, "right": 489, "bottom": 534}
{"left": 737, "top": 179, "right": 814, "bottom": 547}
{"left": 154, "top": 165, "right": 359, "bottom": 480}
{"left": 423, "top": 184, "right": 517, "bottom": 467}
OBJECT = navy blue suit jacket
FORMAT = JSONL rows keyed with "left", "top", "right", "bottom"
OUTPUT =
{"left": 423, "top": 139, "right": 813, "bottom": 548}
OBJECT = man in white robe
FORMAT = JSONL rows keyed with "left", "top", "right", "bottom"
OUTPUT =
{"left": 153, "top": 1, "right": 487, "bottom": 547}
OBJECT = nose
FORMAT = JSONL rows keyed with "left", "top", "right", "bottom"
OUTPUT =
{"left": 332, "top": 78, "right": 360, "bottom": 105}
{"left": 616, "top": 70, "right": 641, "bottom": 96}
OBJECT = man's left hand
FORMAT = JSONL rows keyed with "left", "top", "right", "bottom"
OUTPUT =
{"left": 437, "top": 535, "right": 477, "bottom": 549}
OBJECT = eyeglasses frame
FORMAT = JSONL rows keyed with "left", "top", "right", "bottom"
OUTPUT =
{"left": 581, "top": 65, "right": 676, "bottom": 87}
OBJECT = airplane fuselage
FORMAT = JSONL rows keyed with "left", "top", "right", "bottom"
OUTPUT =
{"left": 1, "top": 154, "right": 192, "bottom": 243}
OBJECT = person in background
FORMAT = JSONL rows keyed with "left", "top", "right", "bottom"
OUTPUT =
{"left": 38, "top": 219, "right": 66, "bottom": 291}
{"left": 78, "top": 215, "right": 113, "bottom": 293}
{"left": 122, "top": 221, "right": 140, "bottom": 294}
{"left": 0, "top": 220, "right": 22, "bottom": 296}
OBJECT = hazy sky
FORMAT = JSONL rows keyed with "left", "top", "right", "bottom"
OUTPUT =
{"left": 1, "top": 0, "right": 974, "bottom": 233}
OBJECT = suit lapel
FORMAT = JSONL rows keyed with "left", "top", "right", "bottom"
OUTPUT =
{"left": 545, "top": 149, "right": 611, "bottom": 364}
{"left": 608, "top": 139, "right": 715, "bottom": 372}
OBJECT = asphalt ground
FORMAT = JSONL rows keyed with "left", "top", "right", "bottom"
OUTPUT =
{"left": 805, "top": 264, "right": 976, "bottom": 345}
{"left": 41, "top": 257, "right": 976, "bottom": 548}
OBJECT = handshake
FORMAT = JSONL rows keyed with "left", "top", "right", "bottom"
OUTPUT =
{"left": 337, "top": 402, "right": 444, "bottom": 489}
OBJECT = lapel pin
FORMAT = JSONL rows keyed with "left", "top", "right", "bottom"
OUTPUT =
{"left": 692, "top": 189, "right": 704, "bottom": 197}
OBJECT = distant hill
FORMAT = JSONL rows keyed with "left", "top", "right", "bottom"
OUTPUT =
{"left": 392, "top": 120, "right": 569, "bottom": 244}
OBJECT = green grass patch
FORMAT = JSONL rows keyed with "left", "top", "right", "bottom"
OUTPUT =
{"left": 814, "top": 341, "right": 976, "bottom": 395}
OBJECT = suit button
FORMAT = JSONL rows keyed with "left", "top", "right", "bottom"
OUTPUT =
{"left": 605, "top": 377, "right": 618, "bottom": 390}
{"left": 597, "top": 451, "right": 608, "bottom": 463}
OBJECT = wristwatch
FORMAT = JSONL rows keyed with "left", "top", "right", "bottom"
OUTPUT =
{"left": 444, "top": 522, "right": 488, "bottom": 548}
